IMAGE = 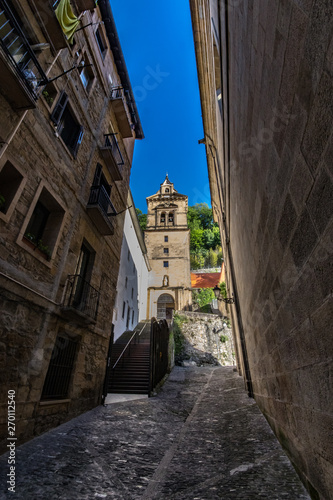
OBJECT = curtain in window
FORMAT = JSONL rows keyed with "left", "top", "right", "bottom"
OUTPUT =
{"left": 55, "top": 0, "right": 80, "bottom": 44}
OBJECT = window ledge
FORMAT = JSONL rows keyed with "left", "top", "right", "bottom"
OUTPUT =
{"left": 39, "top": 399, "right": 70, "bottom": 406}
{"left": 17, "top": 238, "right": 53, "bottom": 268}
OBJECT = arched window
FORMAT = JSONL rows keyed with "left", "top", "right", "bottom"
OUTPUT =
{"left": 165, "top": 188, "right": 169, "bottom": 193}
{"left": 160, "top": 212, "right": 165, "bottom": 223}
{"left": 168, "top": 212, "right": 174, "bottom": 224}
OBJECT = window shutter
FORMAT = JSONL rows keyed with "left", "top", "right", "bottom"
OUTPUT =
{"left": 50, "top": 91, "right": 68, "bottom": 125}
{"left": 72, "top": 126, "right": 84, "bottom": 158}
{"left": 93, "top": 163, "right": 103, "bottom": 186}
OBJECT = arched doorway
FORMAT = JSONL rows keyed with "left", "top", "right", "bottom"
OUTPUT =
{"left": 157, "top": 293, "right": 175, "bottom": 320}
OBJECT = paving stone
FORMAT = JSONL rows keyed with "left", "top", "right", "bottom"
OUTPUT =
{"left": 0, "top": 367, "right": 310, "bottom": 499}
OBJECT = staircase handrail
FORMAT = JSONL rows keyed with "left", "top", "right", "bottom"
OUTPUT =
{"left": 112, "top": 323, "right": 146, "bottom": 370}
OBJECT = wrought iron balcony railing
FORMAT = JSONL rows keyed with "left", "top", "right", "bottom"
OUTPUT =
{"left": 0, "top": 0, "right": 47, "bottom": 103}
{"left": 109, "top": 86, "right": 133, "bottom": 138}
{"left": 99, "top": 133, "right": 124, "bottom": 181}
{"left": 62, "top": 274, "right": 100, "bottom": 321}
{"left": 88, "top": 185, "right": 117, "bottom": 216}
{"left": 104, "top": 133, "right": 124, "bottom": 166}
{"left": 86, "top": 184, "right": 117, "bottom": 235}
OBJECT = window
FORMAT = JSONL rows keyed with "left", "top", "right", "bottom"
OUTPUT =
{"left": 95, "top": 26, "right": 107, "bottom": 59}
{"left": 131, "top": 287, "right": 134, "bottom": 299}
{"left": 51, "top": 91, "right": 84, "bottom": 157}
{"left": 163, "top": 261, "right": 169, "bottom": 268}
{"left": 160, "top": 213, "right": 165, "bottom": 223}
{"left": 168, "top": 212, "right": 174, "bottom": 223}
{"left": 0, "top": 160, "right": 24, "bottom": 217}
{"left": 125, "top": 277, "right": 128, "bottom": 288}
{"left": 79, "top": 54, "right": 94, "bottom": 93}
{"left": 126, "top": 305, "right": 131, "bottom": 329}
{"left": 41, "top": 335, "right": 78, "bottom": 400}
{"left": 26, "top": 201, "right": 50, "bottom": 242}
{"left": 164, "top": 236, "right": 168, "bottom": 242}
{"left": 22, "top": 186, "right": 65, "bottom": 260}
{"left": 132, "top": 309, "right": 134, "bottom": 325}
{"left": 127, "top": 249, "right": 130, "bottom": 261}
{"left": 164, "top": 248, "right": 169, "bottom": 254}
{"left": 165, "top": 188, "right": 169, "bottom": 193}
{"left": 72, "top": 242, "right": 95, "bottom": 310}
{"left": 122, "top": 301, "right": 126, "bottom": 319}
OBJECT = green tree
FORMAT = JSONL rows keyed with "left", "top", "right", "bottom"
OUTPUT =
{"left": 135, "top": 208, "right": 147, "bottom": 232}
{"left": 192, "top": 288, "right": 215, "bottom": 308}
{"left": 212, "top": 225, "right": 221, "bottom": 248}
{"left": 202, "top": 229, "right": 215, "bottom": 249}
{"left": 216, "top": 246, "right": 223, "bottom": 266}
{"left": 205, "top": 248, "right": 218, "bottom": 268}
{"left": 187, "top": 203, "right": 214, "bottom": 230}
{"left": 190, "top": 228, "right": 203, "bottom": 251}
{"left": 190, "top": 252, "right": 205, "bottom": 270}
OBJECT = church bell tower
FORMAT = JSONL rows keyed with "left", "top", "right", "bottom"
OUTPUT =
{"left": 144, "top": 175, "right": 192, "bottom": 319}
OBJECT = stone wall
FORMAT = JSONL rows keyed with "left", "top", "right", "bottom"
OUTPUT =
{"left": 173, "top": 312, "right": 235, "bottom": 367}
{"left": 190, "top": 0, "right": 333, "bottom": 497}
{"left": 0, "top": 3, "right": 140, "bottom": 451}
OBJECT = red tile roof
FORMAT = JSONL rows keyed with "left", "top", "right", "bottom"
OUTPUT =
{"left": 191, "top": 265, "right": 225, "bottom": 289}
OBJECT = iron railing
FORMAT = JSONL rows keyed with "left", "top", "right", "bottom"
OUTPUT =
{"left": 112, "top": 323, "right": 146, "bottom": 371}
{"left": 0, "top": 0, "right": 47, "bottom": 98}
{"left": 149, "top": 318, "right": 170, "bottom": 394}
{"left": 62, "top": 274, "right": 100, "bottom": 321}
{"left": 104, "top": 133, "right": 124, "bottom": 166}
{"left": 88, "top": 184, "right": 117, "bottom": 217}
{"left": 110, "top": 86, "right": 137, "bottom": 125}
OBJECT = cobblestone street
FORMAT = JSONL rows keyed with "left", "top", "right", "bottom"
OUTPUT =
{"left": 0, "top": 367, "right": 310, "bottom": 499}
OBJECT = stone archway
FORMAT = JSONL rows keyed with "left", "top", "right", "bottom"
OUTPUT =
{"left": 157, "top": 293, "right": 175, "bottom": 320}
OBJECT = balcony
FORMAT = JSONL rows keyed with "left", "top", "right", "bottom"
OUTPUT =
{"left": 86, "top": 184, "right": 117, "bottom": 235}
{"left": 73, "top": 0, "right": 97, "bottom": 14}
{"left": 29, "top": 0, "right": 67, "bottom": 51}
{"left": 0, "top": 0, "right": 48, "bottom": 109}
{"left": 110, "top": 87, "right": 133, "bottom": 138}
{"left": 62, "top": 274, "right": 100, "bottom": 323}
{"left": 99, "top": 134, "right": 124, "bottom": 181}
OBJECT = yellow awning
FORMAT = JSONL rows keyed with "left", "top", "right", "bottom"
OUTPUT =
{"left": 55, "top": 0, "right": 80, "bottom": 45}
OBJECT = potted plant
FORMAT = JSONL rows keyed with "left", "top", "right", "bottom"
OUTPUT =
{"left": 23, "top": 233, "right": 51, "bottom": 260}
{"left": 42, "top": 90, "right": 54, "bottom": 107}
{"left": 36, "top": 239, "right": 52, "bottom": 260}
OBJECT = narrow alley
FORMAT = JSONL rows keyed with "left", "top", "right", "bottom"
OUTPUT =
{"left": 0, "top": 367, "right": 309, "bottom": 499}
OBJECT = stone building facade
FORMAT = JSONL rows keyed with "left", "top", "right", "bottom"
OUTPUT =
{"left": 190, "top": 0, "right": 333, "bottom": 498}
{"left": 145, "top": 176, "right": 192, "bottom": 319}
{"left": 0, "top": 0, "right": 143, "bottom": 450}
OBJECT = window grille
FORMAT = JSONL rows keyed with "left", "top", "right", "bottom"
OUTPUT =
{"left": 41, "top": 336, "right": 78, "bottom": 400}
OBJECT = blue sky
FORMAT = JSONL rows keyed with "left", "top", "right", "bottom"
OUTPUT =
{"left": 111, "top": 0, "right": 211, "bottom": 214}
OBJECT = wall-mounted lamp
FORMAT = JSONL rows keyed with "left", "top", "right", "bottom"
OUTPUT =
{"left": 213, "top": 285, "right": 235, "bottom": 304}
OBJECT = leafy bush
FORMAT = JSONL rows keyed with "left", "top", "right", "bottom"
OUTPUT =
{"left": 172, "top": 314, "right": 187, "bottom": 355}
{"left": 192, "top": 288, "right": 215, "bottom": 308}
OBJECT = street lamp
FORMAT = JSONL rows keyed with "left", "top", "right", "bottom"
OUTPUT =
{"left": 213, "top": 285, "right": 235, "bottom": 304}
